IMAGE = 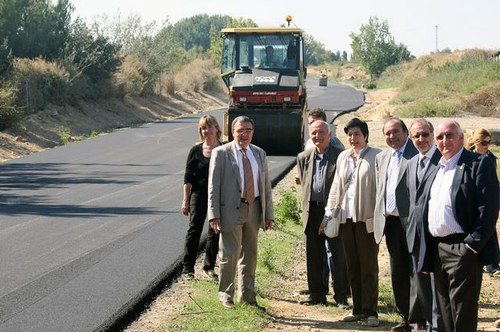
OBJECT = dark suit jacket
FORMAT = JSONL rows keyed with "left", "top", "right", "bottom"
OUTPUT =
{"left": 297, "top": 144, "right": 343, "bottom": 230}
{"left": 407, "top": 148, "right": 441, "bottom": 268}
{"left": 421, "top": 149, "right": 500, "bottom": 271}
{"left": 374, "top": 139, "right": 418, "bottom": 243}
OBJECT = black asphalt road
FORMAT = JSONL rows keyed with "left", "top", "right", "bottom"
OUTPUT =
{"left": 0, "top": 80, "right": 363, "bottom": 332}
{"left": 306, "top": 80, "right": 365, "bottom": 114}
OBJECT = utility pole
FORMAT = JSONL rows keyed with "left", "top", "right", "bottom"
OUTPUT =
{"left": 435, "top": 25, "right": 439, "bottom": 53}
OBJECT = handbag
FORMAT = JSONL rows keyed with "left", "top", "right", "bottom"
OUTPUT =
{"left": 324, "top": 205, "right": 343, "bottom": 238}
{"left": 324, "top": 163, "right": 356, "bottom": 238}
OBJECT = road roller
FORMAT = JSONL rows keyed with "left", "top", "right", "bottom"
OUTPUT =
{"left": 319, "top": 72, "right": 328, "bottom": 86}
{"left": 219, "top": 16, "right": 307, "bottom": 155}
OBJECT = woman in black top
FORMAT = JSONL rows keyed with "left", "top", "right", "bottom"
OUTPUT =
{"left": 181, "top": 115, "right": 222, "bottom": 280}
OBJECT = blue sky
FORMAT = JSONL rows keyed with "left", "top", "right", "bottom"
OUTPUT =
{"left": 69, "top": 0, "right": 500, "bottom": 57}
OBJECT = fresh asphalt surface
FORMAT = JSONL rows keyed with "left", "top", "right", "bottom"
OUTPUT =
{"left": 0, "top": 80, "right": 363, "bottom": 332}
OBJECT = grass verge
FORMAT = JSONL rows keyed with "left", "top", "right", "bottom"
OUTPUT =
{"left": 164, "top": 188, "right": 302, "bottom": 331}
{"left": 162, "top": 187, "right": 409, "bottom": 331}
{"left": 133, "top": 180, "right": 498, "bottom": 331}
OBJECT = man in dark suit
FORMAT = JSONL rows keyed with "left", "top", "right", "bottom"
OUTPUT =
{"left": 421, "top": 120, "right": 499, "bottom": 332}
{"left": 374, "top": 118, "right": 424, "bottom": 332}
{"left": 406, "top": 119, "right": 443, "bottom": 332}
{"left": 296, "top": 120, "right": 349, "bottom": 306}
{"left": 208, "top": 116, "right": 274, "bottom": 309}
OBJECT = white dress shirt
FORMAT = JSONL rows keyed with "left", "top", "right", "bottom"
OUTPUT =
{"left": 385, "top": 139, "right": 408, "bottom": 216}
{"left": 428, "top": 148, "right": 465, "bottom": 237}
{"left": 345, "top": 148, "right": 365, "bottom": 219}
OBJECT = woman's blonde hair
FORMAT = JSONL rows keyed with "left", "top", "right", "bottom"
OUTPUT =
{"left": 465, "top": 128, "right": 491, "bottom": 151}
{"left": 198, "top": 115, "right": 222, "bottom": 143}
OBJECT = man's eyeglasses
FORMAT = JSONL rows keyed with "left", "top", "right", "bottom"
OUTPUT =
{"left": 479, "top": 140, "right": 491, "bottom": 146}
{"left": 412, "top": 132, "right": 430, "bottom": 139}
{"left": 235, "top": 128, "right": 253, "bottom": 134}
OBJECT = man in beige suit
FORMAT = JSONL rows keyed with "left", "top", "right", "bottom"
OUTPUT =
{"left": 208, "top": 116, "right": 274, "bottom": 309}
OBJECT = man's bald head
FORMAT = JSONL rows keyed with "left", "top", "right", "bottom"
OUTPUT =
{"left": 310, "top": 120, "right": 331, "bottom": 152}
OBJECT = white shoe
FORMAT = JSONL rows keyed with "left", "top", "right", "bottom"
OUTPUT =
{"left": 203, "top": 269, "right": 218, "bottom": 281}
{"left": 343, "top": 314, "right": 364, "bottom": 322}
{"left": 366, "top": 316, "right": 379, "bottom": 327}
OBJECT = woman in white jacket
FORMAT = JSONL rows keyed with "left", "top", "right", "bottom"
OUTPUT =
{"left": 324, "top": 118, "right": 381, "bottom": 327}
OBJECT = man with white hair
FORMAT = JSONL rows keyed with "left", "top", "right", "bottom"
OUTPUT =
{"left": 296, "top": 120, "right": 348, "bottom": 307}
{"left": 421, "top": 120, "right": 499, "bottom": 332}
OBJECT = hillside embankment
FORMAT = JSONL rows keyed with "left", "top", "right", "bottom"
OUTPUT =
{"left": 0, "top": 90, "right": 227, "bottom": 162}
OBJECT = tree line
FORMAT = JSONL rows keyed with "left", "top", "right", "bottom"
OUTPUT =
{"left": 0, "top": 0, "right": 412, "bottom": 129}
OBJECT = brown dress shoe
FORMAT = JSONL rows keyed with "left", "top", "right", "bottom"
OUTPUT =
{"left": 221, "top": 300, "right": 235, "bottom": 309}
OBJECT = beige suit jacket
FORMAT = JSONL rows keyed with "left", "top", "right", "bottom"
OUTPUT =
{"left": 326, "top": 146, "right": 381, "bottom": 232}
{"left": 207, "top": 141, "right": 274, "bottom": 232}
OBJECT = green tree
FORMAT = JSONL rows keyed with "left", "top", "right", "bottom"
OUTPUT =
{"left": 342, "top": 51, "right": 348, "bottom": 61}
{"left": 350, "top": 16, "right": 412, "bottom": 78}
{"left": 171, "top": 14, "right": 233, "bottom": 52}
{"left": 0, "top": 39, "right": 13, "bottom": 74}
{"left": 62, "top": 19, "right": 122, "bottom": 82}
{"left": 209, "top": 17, "right": 257, "bottom": 67}
{"left": 0, "top": 0, "right": 73, "bottom": 60}
{"left": 304, "top": 34, "right": 333, "bottom": 65}
{"left": 93, "top": 12, "right": 159, "bottom": 56}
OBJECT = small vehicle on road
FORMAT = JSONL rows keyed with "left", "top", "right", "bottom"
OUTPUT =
{"left": 319, "top": 72, "right": 328, "bottom": 86}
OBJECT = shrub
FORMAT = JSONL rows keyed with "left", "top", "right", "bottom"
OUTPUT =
{"left": 0, "top": 86, "right": 22, "bottom": 129}
{"left": 259, "top": 242, "right": 276, "bottom": 271}
{"left": 364, "top": 81, "right": 377, "bottom": 89}
{"left": 460, "top": 83, "right": 500, "bottom": 118}
{"left": 114, "top": 55, "right": 146, "bottom": 96}
{"left": 59, "top": 127, "right": 72, "bottom": 145}
{"left": 11, "top": 58, "right": 70, "bottom": 112}
{"left": 401, "top": 99, "right": 458, "bottom": 118}
{"left": 273, "top": 188, "right": 301, "bottom": 230}
{"left": 173, "top": 59, "right": 225, "bottom": 93}
{"left": 161, "top": 73, "right": 176, "bottom": 95}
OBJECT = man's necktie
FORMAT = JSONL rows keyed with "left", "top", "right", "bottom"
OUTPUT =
{"left": 386, "top": 151, "right": 402, "bottom": 212}
{"left": 418, "top": 156, "right": 427, "bottom": 183}
{"left": 242, "top": 148, "right": 255, "bottom": 204}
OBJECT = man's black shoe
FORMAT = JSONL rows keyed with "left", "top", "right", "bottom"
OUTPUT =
{"left": 299, "top": 298, "right": 327, "bottom": 306}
